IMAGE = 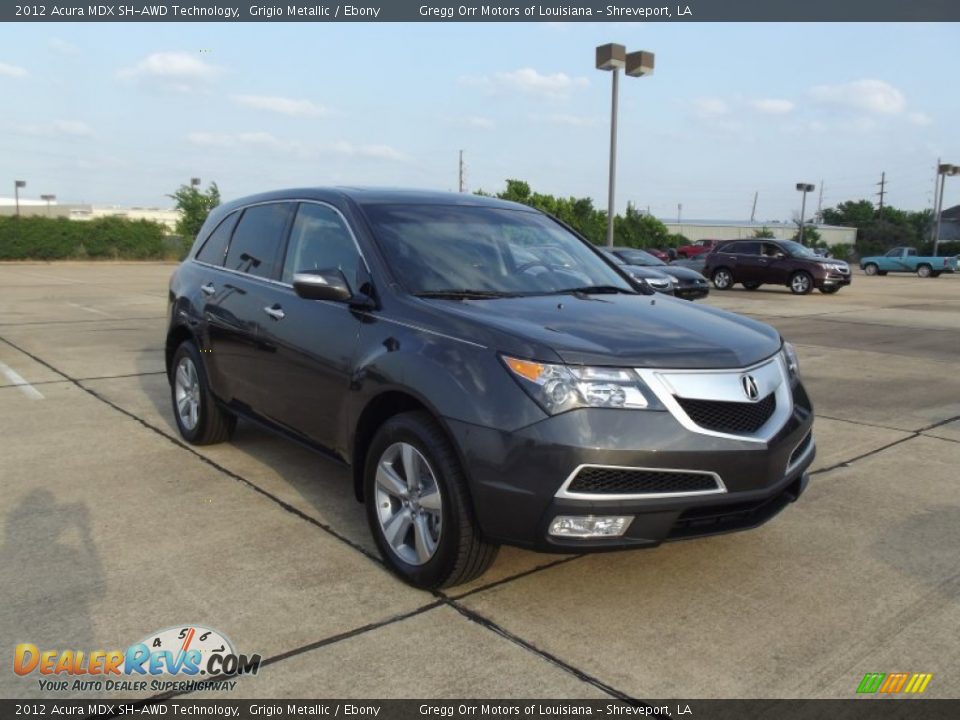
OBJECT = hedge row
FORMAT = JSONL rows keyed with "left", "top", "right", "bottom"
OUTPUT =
{"left": 0, "top": 216, "right": 176, "bottom": 260}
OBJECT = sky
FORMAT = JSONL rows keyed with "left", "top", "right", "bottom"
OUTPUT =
{"left": 1, "top": 21, "right": 958, "bottom": 222}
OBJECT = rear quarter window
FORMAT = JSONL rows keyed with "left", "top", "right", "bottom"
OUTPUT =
{"left": 195, "top": 212, "right": 239, "bottom": 266}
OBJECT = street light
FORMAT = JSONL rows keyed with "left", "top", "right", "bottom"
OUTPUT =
{"left": 14, "top": 180, "right": 26, "bottom": 217}
{"left": 41, "top": 194, "right": 56, "bottom": 216}
{"left": 796, "top": 183, "right": 815, "bottom": 245}
{"left": 596, "top": 43, "right": 654, "bottom": 247}
{"left": 933, "top": 163, "right": 959, "bottom": 256}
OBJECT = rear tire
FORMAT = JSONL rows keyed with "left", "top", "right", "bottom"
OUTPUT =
{"left": 917, "top": 264, "right": 932, "bottom": 278}
{"left": 712, "top": 268, "right": 734, "bottom": 290}
{"left": 170, "top": 341, "right": 236, "bottom": 445}
{"left": 789, "top": 271, "right": 813, "bottom": 295}
{"left": 863, "top": 263, "right": 878, "bottom": 276}
{"left": 364, "top": 411, "right": 499, "bottom": 589}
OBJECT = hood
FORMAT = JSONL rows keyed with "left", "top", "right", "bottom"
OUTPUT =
{"left": 660, "top": 265, "right": 707, "bottom": 282}
{"left": 621, "top": 265, "right": 672, "bottom": 280}
{"left": 432, "top": 293, "right": 782, "bottom": 369}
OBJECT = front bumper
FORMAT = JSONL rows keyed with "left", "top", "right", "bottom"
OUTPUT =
{"left": 674, "top": 282, "right": 710, "bottom": 300}
{"left": 817, "top": 272, "right": 852, "bottom": 288}
{"left": 447, "top": 380, "right": 814, "bottom": 552}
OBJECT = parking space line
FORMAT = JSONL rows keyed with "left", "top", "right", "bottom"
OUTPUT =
{"left": 66, "top": 302, "right": 115, "bottom": 318}
{"left": 0, "top": 360, "right": 45, "bottom": 400}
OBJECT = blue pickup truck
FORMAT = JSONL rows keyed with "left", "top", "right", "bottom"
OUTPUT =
{"left": 860, "top": 247, "right": 958, "bottom": 278}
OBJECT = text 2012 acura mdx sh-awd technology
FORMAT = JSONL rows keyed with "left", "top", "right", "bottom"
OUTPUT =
{"left": 166, "top": 189, "right": 815, "bottom": 589}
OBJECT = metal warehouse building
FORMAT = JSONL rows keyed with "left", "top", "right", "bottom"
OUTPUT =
{"left": 662, "top": 219, "right": 857, "bottom": 246}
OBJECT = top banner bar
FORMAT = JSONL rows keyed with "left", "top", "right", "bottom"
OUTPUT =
{"left": 4, "top": 0, "right": 960, "bottom": 22}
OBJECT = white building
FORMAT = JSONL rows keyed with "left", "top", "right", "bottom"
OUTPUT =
{"left": 662, "top": 219, "right": 856, "bottom": 247}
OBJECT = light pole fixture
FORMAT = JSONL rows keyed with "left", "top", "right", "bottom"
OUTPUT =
{"left": 933, "top": 163, "right": 959, "bottom": 256}
{"left": 796, "top": 183, "right": 815, "bottom": 245}
{"left": 41, "top": 194, "right": 56, "bottom": 215}
{"left": 190, "top": 177, "right": 201, "bottom": 187}
{"left": 596, "top": 43, "right": 654, "bottom": 247}
{"left": 14, "top": 180, "right": 26, "bottom": 217}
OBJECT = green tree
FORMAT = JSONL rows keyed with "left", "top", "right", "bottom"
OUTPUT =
{"left": 614, "top": 203, "right": 669, "bottom": 248}
{"left": 752, "top": 227, "right": 775, "bottom": 239}
{"left": 168, "top": 182, "right": 221, "bottom": 239}
{"left": 821, "top": 199, "right": 876, "bottom": 228}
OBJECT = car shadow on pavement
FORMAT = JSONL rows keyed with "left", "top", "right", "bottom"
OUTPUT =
{"left": 0, "top": 489, "right": 104, "bottom": 687}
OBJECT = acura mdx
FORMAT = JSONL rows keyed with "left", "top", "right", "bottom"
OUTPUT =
{"left": 166, "top": 188, "right": 815, "bottom": 588}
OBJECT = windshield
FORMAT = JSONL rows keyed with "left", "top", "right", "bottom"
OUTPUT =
{"left": 616, "top": 248, "right": 666, "bottom": 267}
{"left": 778, "top": 240, "right": 820, "bottom": 258}
{"left": 364, "top": 204, "right": 634, "bottom": 295}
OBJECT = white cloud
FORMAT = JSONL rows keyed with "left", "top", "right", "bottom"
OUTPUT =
{"left": 456, "top": 115, "right": 495, "bottom": 130}
{"left": 808, "top": 79, "right": 906, "bottom": 115}
{"left": 541, "top": 113, "right": 603, "bottom": 127}
{"left": 692, "top": 97, "right": 730, "bottom": 119}
{"left": 187, "top": 132, "right": 405, "bottom": 161}
{"left": 0, "top": 62, "right": 28, "bottom": 78}
{"left": 459, "top": 67, "right": 588, "bottom": 99}
{"left": 750, "top": 98, "right": 794, "bottom": 115}
{"left": 19, "top": 120, "right": 94, "bottom": 138}
{"left": 118, "top": 51, "right": 222, "bottom": 91}
{"left": 49, "top": 38, "right": 79, "bottom": 55}
{"left": 907, "top": 111, "right": 933, "bottom": 126}
{"left": 232, "top": 94, "right": 327, "bottom": 118}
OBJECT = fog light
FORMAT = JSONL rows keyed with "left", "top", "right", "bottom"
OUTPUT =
{"left": 549, "top": 515, "right": 633, "bottom": 538}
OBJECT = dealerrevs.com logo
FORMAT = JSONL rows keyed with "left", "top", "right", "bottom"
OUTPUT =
{"left": 14, "top": 625, "right": 261, "bottom": 693}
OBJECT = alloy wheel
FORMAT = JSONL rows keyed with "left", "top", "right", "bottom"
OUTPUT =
{"left": 374, "top": 442, "right": 443, "bottom": 566}
{"left": 791, "top": 273, "right": 811, "bottom": 294}
{"left": 174, "top": 356, "right": 201, "bottom": 431}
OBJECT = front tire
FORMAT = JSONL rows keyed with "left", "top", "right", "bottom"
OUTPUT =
{"left": 863, "top": 263, "right": 878, "bottom": 276}
{"left": 789, "top": 271, "right": 813, "bottom": 295}
{"left": 364, "top": 411, "right": 498, "bottom": 589}
{"left": 170, "top": 341, "right": 236, "bottom": 445}
{"left": 712, "top": 268, "right": 734, "bottom": 290}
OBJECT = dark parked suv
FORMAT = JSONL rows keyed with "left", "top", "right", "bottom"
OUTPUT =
{"left": 166, "top": 189, "right": 815, "bottom": 588}
{"left": 704, "top": 239, "right": 851, "bottom": 294}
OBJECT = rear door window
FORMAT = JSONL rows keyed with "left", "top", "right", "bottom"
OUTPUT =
{"left": 224, "top": 203, "right": 294, "bottom": 280}
{"left": 195, "top": 212, "right": 239, "bottom": 266}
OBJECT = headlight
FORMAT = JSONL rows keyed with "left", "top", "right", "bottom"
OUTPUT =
{"left": 502, "top": 356, "right": 657, "bottom": 415}
{"left": 782, "top": 341, "right": 800, "bottom": 378}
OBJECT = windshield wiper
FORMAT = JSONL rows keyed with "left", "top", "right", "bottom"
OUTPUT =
{"left": 551, "top": 285, "right": 634, "bottom": 296}
{"left": 414, "top": 289, "right": 519, "bottom": 300}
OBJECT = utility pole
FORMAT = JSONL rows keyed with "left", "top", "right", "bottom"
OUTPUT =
{"left": 816, "top": 180, "right": 824, "bottom": 222}
{"left": 931, "top": 157, "right": 941, "bottom": 243}
{"left": 677, "top": 202, "right": 682, "bottom": 224}
{"left": 750, "top": 191, "right": 758, "bottom": 222}
{"left": 876, "top": 171, "right": 886, "bottom": 218}
{"left": 458, "top": 150, "right": 465, "bottom": 193}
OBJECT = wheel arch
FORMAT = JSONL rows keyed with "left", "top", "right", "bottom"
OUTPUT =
{"left": 165, "top": 324, "right": 197, "bottom": 379}
{"left": 351, "top": 389, "right": 461, "bottom": 503}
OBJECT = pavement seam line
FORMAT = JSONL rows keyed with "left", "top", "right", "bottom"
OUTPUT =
{"left": 442, "top": 598, "right": 643, "bottom": 704}
{"left": 810, "top": 414, "right": 960, "bottom": 476}
{"left": 122, "top": 600, "right": 448, "bottom": 708}
{"left": 0, "top": 370, "right": 168, "bottom": 391}
{"left": 447, "top": 555, "right": 586, "bottom": 601}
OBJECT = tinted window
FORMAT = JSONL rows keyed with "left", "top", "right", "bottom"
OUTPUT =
{"left": 731, "top": 242, "right": 760, "bottom": 256}
{"left": 761, "top": 243, "right": 782, "bottom": 257}
{"left": 722, "top": 242, "right": 742, "bottom": 254}
{"left": 195, "top": 212, "right": 239, "bottom": 266}
{"left": 616, "top": 249, "right": 665, "bottom": 266}
{"left": 281, "top": 203, "right": 361, "bottom": 287}
{"left": 224, "top": 203, "right": 293, "bottom": 280}
{"left": 365, "top": 205, "right": 632, "bottom": 295}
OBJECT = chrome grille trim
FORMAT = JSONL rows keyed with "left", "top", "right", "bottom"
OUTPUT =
{"left": 636, "top": 353, "right": 793, "bottom": 443}
{"left": 555, "top": 464, "right": 727, "bottom": 501}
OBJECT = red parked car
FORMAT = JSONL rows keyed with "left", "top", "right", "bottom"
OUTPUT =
{"left": 676, "top": 239, "right": 722, "bottom": 259}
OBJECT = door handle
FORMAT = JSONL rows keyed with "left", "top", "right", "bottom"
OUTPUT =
{"left": 201, "top": 283, "right": 216, "bottom": 296}
{"left": 263, "top": 305, "right": 286, "bottom": 321}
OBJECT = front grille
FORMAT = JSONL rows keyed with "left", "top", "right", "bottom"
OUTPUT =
{"left": 566, "top": 467, "right": 720, "bottom": 495}
{"left": 676, "top": 392, "right": 776, "bottom": 434}
{"left": 788, "top": 431, "right": 813, "bottom": 468}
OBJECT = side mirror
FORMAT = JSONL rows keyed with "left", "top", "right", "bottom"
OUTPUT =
{"left": 293, "top": 269, "right": 352, "bottom": 302}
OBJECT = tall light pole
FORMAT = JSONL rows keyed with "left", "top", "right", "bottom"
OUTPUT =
{"left": 596, "top": 43, "right": 654, "bottom": 247}
{"left": 796, "top": 183, "right": 815, "bottom": 245}
{"left": 41, "top": 194, "right": 56, "bottom": 216}
{"left": 933, "top": 163, "right": 959, "bottom": 256}
{"left": 14, "top": 180, "right": 26, "bottom": 217}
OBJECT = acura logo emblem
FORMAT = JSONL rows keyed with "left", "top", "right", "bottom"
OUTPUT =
{"left": 741, "top": 374, "right": 760, "bottom": 401}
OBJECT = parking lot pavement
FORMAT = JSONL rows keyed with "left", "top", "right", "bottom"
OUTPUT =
{"left": 1, "top": 262, "right": 959, "bottom": 700}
